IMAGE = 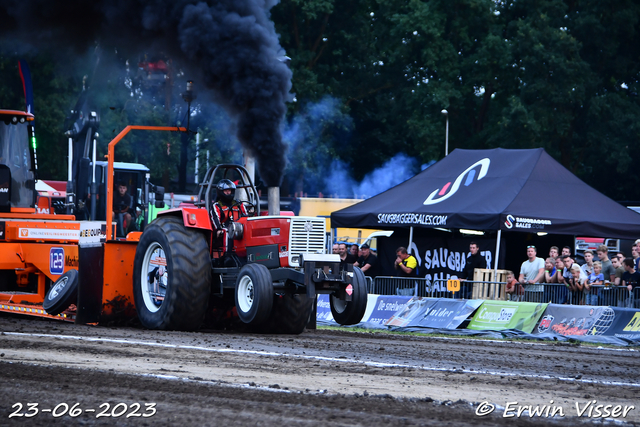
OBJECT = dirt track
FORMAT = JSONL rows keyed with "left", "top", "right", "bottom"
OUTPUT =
{"left": 1, "top": 314, "right": 639, "bottom": 426}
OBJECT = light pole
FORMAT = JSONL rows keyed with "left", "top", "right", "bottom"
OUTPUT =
{"left": 441, "top": 109, "right": 449, "bottom": 156}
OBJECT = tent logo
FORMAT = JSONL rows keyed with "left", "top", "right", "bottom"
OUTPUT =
{"left": 504, "top": 214, "right": 515, "bottom": 229}
{"left": 423, "top": 158, "right": 490, "bottom": 205}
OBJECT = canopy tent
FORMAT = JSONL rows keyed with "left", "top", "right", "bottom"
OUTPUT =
{"left": 331, "top": 148, "right": 640, "bottom": 240}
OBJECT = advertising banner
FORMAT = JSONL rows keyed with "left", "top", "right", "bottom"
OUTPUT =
{"left": 316, "top": 294, "right": 411, "bottom": 326}
{"left": 365, "top": 296, "right": 413, "bottom": 326}
{"left": 385, "top": 297, "right": 439, "bottom": 327}
{"left": 606, "top": 308, "right": 640, "bottom": 340}
{"left": 468, "top": 301, "right": 547, "bottom": 333}
{"left": 406, "top": 299, "right": 484, "bottom": 329}
{"left": 532, "top": 304, "right": 617, "bottom": 336}
{"left": 316, "top": 294, "right": 333, "bottom": 324}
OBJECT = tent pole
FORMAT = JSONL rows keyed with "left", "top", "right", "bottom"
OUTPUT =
{"left": 330, "top": 228, "right": 335, "bottom": 253}
{"left": 493, "top": 229, "right": 502, "bottom": 282}
{"left": 408, "top": 226, "right": 414, "bottom": 250}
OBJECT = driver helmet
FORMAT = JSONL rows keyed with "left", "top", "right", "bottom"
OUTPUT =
{"left": 216, "top": 179, "right": 236, "bottom": 204}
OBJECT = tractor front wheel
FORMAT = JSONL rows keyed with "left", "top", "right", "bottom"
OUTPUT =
{"left": 133, "top": 216, "right": 211, "bottom": 330}
{"left": 235, "top": 263, "right": 273, "bottom": 326}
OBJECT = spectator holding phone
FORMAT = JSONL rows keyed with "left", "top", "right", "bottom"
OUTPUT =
{"left": 580, "top": 250, "right": 594, "bottom": 277}
{"left": 394, "top": 247, "right": 418, "bottom": 277}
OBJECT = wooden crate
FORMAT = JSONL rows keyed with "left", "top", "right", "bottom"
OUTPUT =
{"left": 471, "top": 268, "right": 509, "bottom": 300}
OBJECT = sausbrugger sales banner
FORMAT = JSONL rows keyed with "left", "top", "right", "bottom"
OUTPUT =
{"left": 406, "top": 299, "right": 484, "bottom": 329}
{"left": 468, "top": 301, "right": 548, "bottom": 333}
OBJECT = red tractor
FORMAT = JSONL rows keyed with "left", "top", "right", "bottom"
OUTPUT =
{"left": 131, "top": 164, "right": 368, "bottom": 333}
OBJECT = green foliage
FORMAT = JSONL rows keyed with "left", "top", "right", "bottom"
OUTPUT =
{"left": 2, "top": 1, "right": 640, "bottom": 200}
{"left": 273, "top": 0, "right": 640, "bottom": 200}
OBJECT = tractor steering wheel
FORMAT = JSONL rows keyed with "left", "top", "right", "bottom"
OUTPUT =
{"left": 232, "top": 200, "right": 257, "bottom": 218}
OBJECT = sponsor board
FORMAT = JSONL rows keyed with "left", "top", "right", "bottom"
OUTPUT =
{"left": 316, "top": 294, "right": 333, "bottom": 323}
{"left": 468, "top": 301, "right": 548, "bottom": 333}
{"left": 385, "top": 297, "right": 438, "bottom": 327}
{"left": 607, "top": 307, "right": 640, "bottom": 340}
{"left": 18, "top": 227, "right": 79, "bottom": 241}
{"left": 366, "top": 296, "right": 413, "bottom": 325}
{"left": 531, "top": 304, "right": 616, "bottom": 336}
{"left": 316, "top": 294, "right": 396, "bottom": 325}
{"left": 79, "top": 221, "right": 106, "bottom": 245}
{"left": 407, "top": 299, "right": 484, "bottom": 329}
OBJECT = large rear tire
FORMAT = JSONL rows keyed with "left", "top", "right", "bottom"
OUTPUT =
{"left": 133, "top": 215, "right": 211, "bottom": 330}
{"left": 330, "top": 266, "right": 368, "bottom": 325}
{"left": 235, "top": 263, "right": 273, "bottom": 326}
{"left": 261, "top": 293, "right": 314, "bottom": 334}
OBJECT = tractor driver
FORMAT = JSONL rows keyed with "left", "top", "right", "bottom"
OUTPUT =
{"left": 113, "top": 180, "right": 133, "bottom": 234}
{"left": 210, "top": 179, "right": 249, "bottom": 252}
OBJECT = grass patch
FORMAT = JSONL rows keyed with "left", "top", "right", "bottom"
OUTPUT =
{"left": 315, "top": 325, "right": 635, "bottom": 349}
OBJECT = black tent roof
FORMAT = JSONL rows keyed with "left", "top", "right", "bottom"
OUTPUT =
{"left": 331, "top": 148, "right": 640, "bottom": 239}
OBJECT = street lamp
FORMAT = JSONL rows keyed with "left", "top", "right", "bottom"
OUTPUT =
{"left": 441, "top": 109, "right": 449, "bottom": 156}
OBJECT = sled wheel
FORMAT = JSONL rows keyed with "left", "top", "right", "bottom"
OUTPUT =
{"left": 330, "top": 266, "right": 368, "bottom": 325}
{"left": 235, "top": 263, "right": 273, "bottom": 326}
{"left": 43, "top": 270, "right": 79, "bottom": 316}
{"left": 133, "top": 215, "right": 211, "bottom": 330}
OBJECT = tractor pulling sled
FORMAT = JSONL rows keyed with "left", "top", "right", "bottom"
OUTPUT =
{"left": 0, "top": 112, "right": 367, "bottom": 333}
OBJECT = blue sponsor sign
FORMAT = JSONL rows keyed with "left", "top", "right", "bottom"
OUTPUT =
{"left": 408, "top": 299, "right": 484, "bottom": 329}
{"left": 49, "top": 247, "right": 64, "bottom": 275}
{"left": 316, "top": 294, "right": 334, "bottom": 324}
{"left": 366, "top": 296, "right": 412, "bottom": 325}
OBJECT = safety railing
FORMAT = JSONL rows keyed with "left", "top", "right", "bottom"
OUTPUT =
{"left": 369, "top": 276, "right": 475, "bottom": 299}
{"left": 519, "top": 283, "right": 639, "bottom": 307}
{"left": 368, "top": 276, "right": 640, "bottom": 307}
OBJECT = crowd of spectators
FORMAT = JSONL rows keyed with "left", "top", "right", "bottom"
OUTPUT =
{"left": 333, "top": 238, "right": 640, "bottom": 308}
{"left": 511, "top": 243, "right": 640, "bottom": 307}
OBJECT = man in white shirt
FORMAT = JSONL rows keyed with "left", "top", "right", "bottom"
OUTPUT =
{"left": 580, "top": 250, "right": 594, "bottom": 276}
{"left": 519, "top": 246, "right": 545, "bottom": 285}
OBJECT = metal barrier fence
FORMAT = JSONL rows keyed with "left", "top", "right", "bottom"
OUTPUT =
{"left": 369, "top": 276, "right": 476, "bottom": 299}
{"left": 520, "top": 283, "right": 639, "bottom": 307}
{"left": 368, "top": 276, "right": 640, "bottom": 307}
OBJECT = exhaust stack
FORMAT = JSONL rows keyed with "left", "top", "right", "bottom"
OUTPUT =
{"left": 268, "top": 187, "right": 280, "bottom": 216}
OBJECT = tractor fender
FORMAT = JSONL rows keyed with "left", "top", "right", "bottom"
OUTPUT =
{"left": 157, "top": 207, "right": 212, "bottom": 231}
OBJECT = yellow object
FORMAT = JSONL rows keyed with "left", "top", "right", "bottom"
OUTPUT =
{"left": 447, "top": 279, "right": 461, "bottom": 293}
{"left": 297, "top": 197, "right": 385, "bottom": 245}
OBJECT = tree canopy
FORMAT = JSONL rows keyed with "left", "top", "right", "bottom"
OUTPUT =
{"left": 1, "top": 0, "right": 639, "bottom": 201}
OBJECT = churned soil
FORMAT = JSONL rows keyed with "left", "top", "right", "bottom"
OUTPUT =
{"left": 0, "top": 314, "right": 638, "bottom": 426}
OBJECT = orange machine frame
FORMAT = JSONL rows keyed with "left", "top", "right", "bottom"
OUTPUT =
{"left": 0, "top": 125, "right": 185, "bottom": 323}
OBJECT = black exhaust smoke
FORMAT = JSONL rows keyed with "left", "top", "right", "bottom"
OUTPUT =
{"left": 1, "top": 0, "right": 291, "bottom": 187}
